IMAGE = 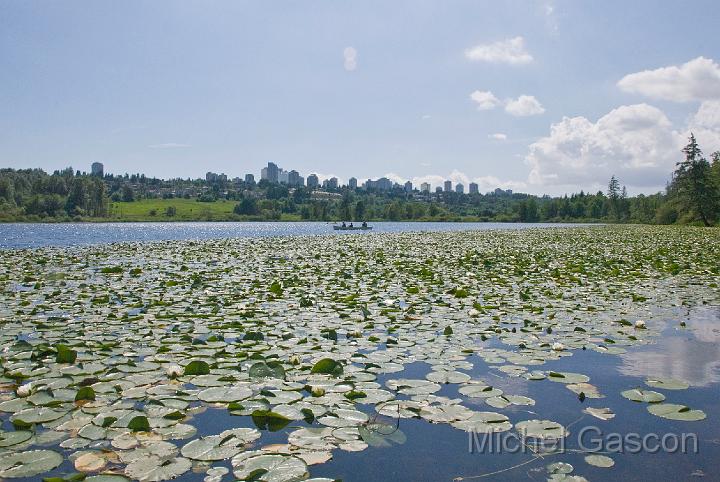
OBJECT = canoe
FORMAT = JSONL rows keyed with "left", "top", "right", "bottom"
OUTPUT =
{"left": 333, "top": 226, "right": 373, "bottom": 231}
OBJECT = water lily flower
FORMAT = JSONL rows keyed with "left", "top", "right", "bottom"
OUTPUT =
{"left": 311, "top": 387, "right": 326, "bottom": 397}
{"left": 383, "top": 299, "right": 396, "bottom": 306}
{"left": 468, "top": 308, "right": 480, "bottom": 317}
{"left": 16, "top": 382, "right": 33, "bottom": 397}
{"left": 552, "top": 342, "right": 565, "bottom": 351}
{"left": 166, "top": 364, "right": 183, "bottom": 378}
{"left": 289, "top": 355, "right": 301, "bottom": 365}
{"left": 635, "top": 320, "right": 646, "bottom": 329}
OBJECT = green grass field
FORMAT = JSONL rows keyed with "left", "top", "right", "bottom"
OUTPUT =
{"left": 109, "top": 199, "right": 236, "bottom": 221}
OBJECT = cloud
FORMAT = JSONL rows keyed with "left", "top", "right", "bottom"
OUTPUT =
{"left": 525, "top": 103, "right": 683, "bottom": 190}
{"left": 505, "top": 95, "right": 545, "bottom": 116}
{"left": 489, "top": 133, "right": 507, "bottom": 140}
{"left": 343, "top": 47, "right": 357, "bottom": 71}
{"left": 686, "top": 100, "right": 720, "bottom": 154}
{"left": 148, "top": 143, "right": 192, "bottom": 149}
{"left": 470, "top": 91, "right": 544, "bottom": 116}
{"left": 470, "top": 90, "right": 501, "bottom": 110}
{"left": 421, "top": 114, "right": 431, "bottom": 120}
{"left": 617, "top": 57, "right": 720, "bottom": 102}
{"left": 464, "top": 36, "right": 533, "bottom": 65}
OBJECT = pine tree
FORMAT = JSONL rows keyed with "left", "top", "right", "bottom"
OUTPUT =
{"left": 607, "top": 175, "right": 621, "bottom": 221}
{"left": 672, "top": 134, "right": 719, "bottom": 226}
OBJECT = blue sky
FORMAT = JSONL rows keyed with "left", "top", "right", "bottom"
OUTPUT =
{"left": 2, "top": 1, "right": 720, "bottom": 195}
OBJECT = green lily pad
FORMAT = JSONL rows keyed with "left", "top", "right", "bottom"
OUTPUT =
{"left": 0, "top": 450, "right": 63, "bottom": 478}
{"left": 647, "top": 403, "right": 706, "bottom": 421}
{"left": 645, "top": 378, "right": 690, "bottom": 390}
{"left": 585, "top": 454, "right": 614, "bottom": 467}
{"left": 621, "top": 388, "right": 665, "bottom": 403}
{"left": 232, "top": 452, "right": 308, "bottom": 481}
{"left": 248, "top": 361, "right": 286, "bottom": 380}
{"left": 183, "top": 360, "right": 210, "bottom": 376}
{"left": 310, "top": 358, "right": 343, "bottom": 376}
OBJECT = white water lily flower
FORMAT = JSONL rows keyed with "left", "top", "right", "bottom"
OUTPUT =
{"left": 311, "top": 387, "right": 326, "bottom": 397}
{"left": 289, "top": 355, "right": 301, "bottom": 365}
{"left": 166, "top": 364, "right": 183, "bottom": 378}
{"left": 551, "top": 342, "right": 565, "bottom": 351}
{"left": 468, "top": 308, "right": 480, "bottom": 317}
{"left": 382, "top": 299, "right": 395, "bottom": 306}
{"left": 17, "top": 382, "right": 33, "bottom": 397}
{"left": 634, "top": 320, "right": 646, "bottom": 329}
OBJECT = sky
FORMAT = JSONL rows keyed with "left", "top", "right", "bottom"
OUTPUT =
{"left": 2, "top": 0, "right": 720, "bottom": 195}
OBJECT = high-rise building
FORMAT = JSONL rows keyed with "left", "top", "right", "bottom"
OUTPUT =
{"left": 364, "top": 177, "right": 393, "bottom": 191}
{"left": 91, "top": 162, "right": 104, "bottom": 177}
{"left": 307, "top": 174, "right": 319, "bottom": 188}
{"left": 323, "top": 177, "right": 339, "bottom": 189}
{"left": 261, "top": 162, "right": 279, "bottom": 182}
{"left": 435, "top": 186, "right": 443, "bottom": 193}
{"left": 404, "top": 181, "right": 413, "bottom": 192}
{"left": 278, "top": 169, "right": 289, "bottom": 184}
{"left": 206, "top": 172, "right": 218, "bottom": 182}
{"left": 245, "top": 174, "right": 255, "bottom": 184}
{"left": 455, "top": 183, "right": 464, "bottom": 194}
{"left": 288, "top": 170, "right": 303, "bottom": 187}
{"left": 469, "top": 182, "right": 479, "bottom": 194}
{"left": 444, "top": 180, "right": 452, "bottom": 192}
{"left": 348, "top": 177, "right": 358, "bottom": 189}
{"left": 421, "top": 182, "right": 431, "bottom": 193}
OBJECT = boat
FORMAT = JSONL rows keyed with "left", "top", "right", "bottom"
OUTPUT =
{"left": 333, "top": 225, "right": 373, "bottom": 231}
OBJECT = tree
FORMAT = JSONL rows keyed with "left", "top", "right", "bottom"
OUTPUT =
{"left": 121, "top": 185, "right": 135, "bottom": 202}
{"left": 672, "top": 134, "right": 719, "bottom": 226}
{"left": 234, "top": 198, "right": 258, "bottom": 215}
{"left": 607, "top": 175, "right": 621, "bottom": 221}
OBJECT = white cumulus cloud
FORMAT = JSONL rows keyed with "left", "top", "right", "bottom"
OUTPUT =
{"left": 617, "top": 56, "right": 720, "bottom": 102}
{"left": 470, "top": 90, "right": 500, "bottom": 110}
{"left": 505, "top": 95, "right": 545, "bottom": 116}
{"left": 464, "top": 36, "right": 533, "bottom": 65}
{"left": 525, "top": 103, "right": 683, "bottom": 190}
{"left": 489, "top": 133, "right": 507, "bottom": 140}
{"left": 686, "top": 100, "right": 720, "bottom": 154}
{"left": 343, "top": 47, "right": 357, "bottom": 71}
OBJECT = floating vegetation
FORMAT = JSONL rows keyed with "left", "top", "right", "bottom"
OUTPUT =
{"left": 0, "top": 226, "right": 717, "bottom": 480}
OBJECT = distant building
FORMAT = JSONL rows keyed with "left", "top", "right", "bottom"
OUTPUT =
{"left": 206, "top": 172, "right": 226, "bottom": 182}
{"left": 261, "top": 162, "right": 279, "bottom": 182}
{"left": 91, "top": 162, "right": 104, "bottom": 177}
{"left": 404, "top": 181, "right": 413, "bottom": 193}
{"left": 364, "top": 177, "right": 393, "bottom": 191}
{"left": 323, "top": 177, "right": 339, "bottom": 189}
{"left": 307, "top": 174, "right": 319, "bottom": 188}
{"left": 435, "top": 186, "right": 443, "bottom": 193}
{"left": 421, "top": 182, "right": 431, "bottom": 193}
{"left": 494, "top": 188, "right": 513, "bottom": 196}
{"left": 348, "top": 177, "right": 358, "bottom": 189}
{"left": 288, "top": 170, "right": 304, "bottom": 187}
{"left": 455, "top": 183, "right": 464, "bottom": 194}
{"left": 469, "top": 182, "right": 479, "bottom": 194}
{"left": 444, "top": 180, "right": 452, "bottom": 192}
{"left": 245, "top": 174, "right": 255, "bottom": 184}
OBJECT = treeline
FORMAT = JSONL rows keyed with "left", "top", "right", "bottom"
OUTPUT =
{"left": 1, "top": 135, "right": 719, "bottom": 224}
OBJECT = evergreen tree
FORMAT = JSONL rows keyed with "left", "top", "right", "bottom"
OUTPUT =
{"left": 672, "top": 134, "right": 719, "bottom": 226}
{"left": 607, "top": 175, "right": 621, "bottom": 221}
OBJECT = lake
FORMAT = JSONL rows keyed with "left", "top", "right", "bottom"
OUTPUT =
{"left": 0, "top": 226, "right": 716, "bottom": 482}
{"left": 0, "top": 221, "right": 589, "bottom": 249}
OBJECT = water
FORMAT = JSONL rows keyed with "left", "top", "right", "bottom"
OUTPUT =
{"left": 0, "top": 222, "right": 591, "bottom": 249}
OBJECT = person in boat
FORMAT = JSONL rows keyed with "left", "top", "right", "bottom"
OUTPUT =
{"left": 349, "top": 222, "right": 354, "bottom": 228}
{"left": 341, "top": 222, "right": 346, "bottom": 228}
{"left": 362, "top": 221, "right": 367, "bottom": 228}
